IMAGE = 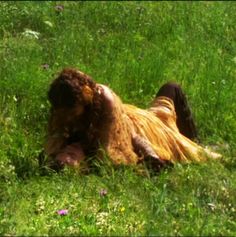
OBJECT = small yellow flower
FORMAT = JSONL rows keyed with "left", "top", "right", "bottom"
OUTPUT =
{"left": 120, "top": 207, "right": 125, "bottom": 212}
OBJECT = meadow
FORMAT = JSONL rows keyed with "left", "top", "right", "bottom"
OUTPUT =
{"left": 0, "top": 1, "right": 236, "bottom": 236}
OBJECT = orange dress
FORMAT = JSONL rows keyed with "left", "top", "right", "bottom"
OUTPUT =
{"left": 102, "top": 88, "right": 221, "bottom": 165}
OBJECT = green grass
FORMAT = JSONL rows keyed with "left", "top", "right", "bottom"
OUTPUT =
{"left": 0, "top": 1, "right": 236, "bottom": 236}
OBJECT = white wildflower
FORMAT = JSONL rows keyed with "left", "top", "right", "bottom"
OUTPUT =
{"left": 22, "top": 29, "right": 40, "bottom": 39}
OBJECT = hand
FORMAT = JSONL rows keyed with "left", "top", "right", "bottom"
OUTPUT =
{"left": 55, "top": 142, "right": 85, "bottom": 167}
{"left": 145, "top": 155, "right": 173, "bottom": 172}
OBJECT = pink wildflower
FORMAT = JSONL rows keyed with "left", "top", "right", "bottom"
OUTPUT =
{"left": 57, "top": 209, "right": 68, "bottom": 215}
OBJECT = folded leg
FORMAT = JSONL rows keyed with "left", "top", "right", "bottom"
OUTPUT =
{"left": 155, "top": 82, "right": 198, "bottom": 141}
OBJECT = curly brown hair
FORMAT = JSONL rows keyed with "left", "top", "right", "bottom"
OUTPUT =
{"left": 46, "top": 68, "right": 105, "bottom": 159}
{"left": 48, "top": 68, "right": 97, "bottom": 108}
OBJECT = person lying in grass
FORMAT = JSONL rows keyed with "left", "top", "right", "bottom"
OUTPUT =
{"left": 43, "top": 68, "right": 221, "bottom": 171}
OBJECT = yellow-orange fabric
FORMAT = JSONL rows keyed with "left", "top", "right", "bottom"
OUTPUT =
{"left": 104, "top": 90, "right": 221, "bottom": 165}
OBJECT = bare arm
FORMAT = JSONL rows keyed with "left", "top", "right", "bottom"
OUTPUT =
{"left": 132, "top": 135, "right": 160, "bottom": 160}
{"left": 132, "top": 134, "right": 169, "bottom": 170}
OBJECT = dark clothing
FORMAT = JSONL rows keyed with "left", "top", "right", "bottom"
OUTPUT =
{"left": 156, "top": 82, "right": 198, "bottom": 141}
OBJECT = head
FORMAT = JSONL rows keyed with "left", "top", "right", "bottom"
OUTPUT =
{"left": 48, "top": 68, "right": 96, "bottom": 110}
{"left": 47, "top": 68, "right": 103, "bottom": 142}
